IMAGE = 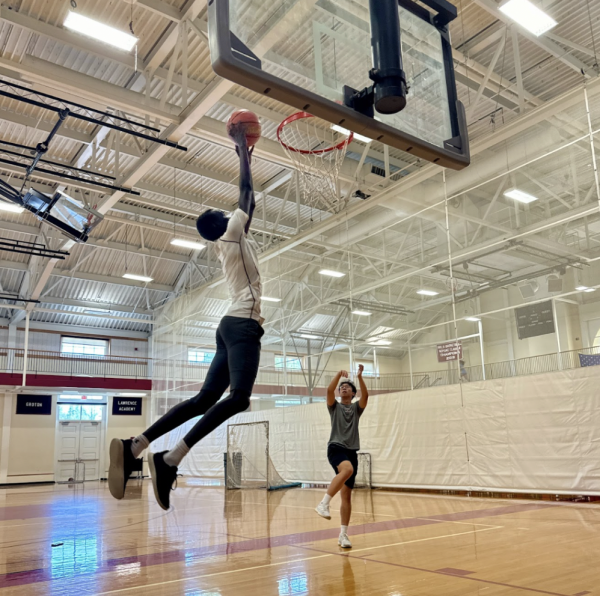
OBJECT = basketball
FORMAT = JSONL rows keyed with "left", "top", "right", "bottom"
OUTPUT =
{"left": 226, "top": 109, "right": 261, "bottom": 147}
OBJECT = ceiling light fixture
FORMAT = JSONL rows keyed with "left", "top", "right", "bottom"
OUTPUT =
{"left": 465, "top": 317, "right": 481, "bottom": 322}
{"left": 368, "top": 339, "right": 392, "bottom": 346}
{"left": 319, "top": 269, "right": 346, "bottom": 278}
{"left": 123, "top": 273, "right": 153, "bottom": 283}
{"left": 352, "top": 310, "right": 372, "bottom": 316}
{"left": 64, "top": 11, "right": 139, "bottom": 51}
{"left": 170, "top": 238, "right": 206, "bottom": 251}
{"left": 504, "top": 188, "right": 539, "bottom": 204}
{"left": 499, "top": 0, "right": 557, "bottom": 37}
{"left": 301, "top": 334, "right": 320, "bottom": 340}
{"left": 331, "top": 124, "right": 372, "bottom": 144}
{"left": 262, "top": 296, "right": 282, "bottom": 302}
{"left": 84, "top": 309, "right": 111, "bottom": 315}
{"left": 417, "top": 289, "right": 439, "bottom": 296}
{"left": 0, "top": 202, "right": 24, "bottom": 213}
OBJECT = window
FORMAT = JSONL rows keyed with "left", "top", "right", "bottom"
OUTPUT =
{"left": 61, "top": 337, "right": 108, "bottom": 357}
{"left": 188, "top": 349, "right": 215, "bottom": 364}
{"left": 275, "top": 356, "right": 302, "bottom": 370}
{"left": 58, "top": 404, "right": 103, "bottom": 421}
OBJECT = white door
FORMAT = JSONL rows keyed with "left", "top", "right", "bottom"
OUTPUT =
{"left": 79, "top": 421, "right": 102, "bottom": 481}
{"left": 56, "top": 404, "right": 105, "bottom": 482}
{"left": 57, "top": 421, "right": 81, "bottom": 482}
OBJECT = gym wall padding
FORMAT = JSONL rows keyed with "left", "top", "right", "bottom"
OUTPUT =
{"left": 153, "top": 365, "right": 600, "bottom": 494}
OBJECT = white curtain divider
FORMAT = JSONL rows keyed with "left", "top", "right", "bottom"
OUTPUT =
{"left": 153, "top": 366, "right": 600, "bottom": 494}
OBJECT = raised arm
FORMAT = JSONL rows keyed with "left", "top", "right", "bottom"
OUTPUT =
{"left": 231, "top": 125, "right": 255, "bottom": 233}
{"left": 327, "top": 370, "right": 347, "bottom": 407}
{"left": 357, "top": 364, "right": 369, "bottom": 410}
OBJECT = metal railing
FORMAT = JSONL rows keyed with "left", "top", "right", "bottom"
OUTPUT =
{"left": 2, "top": 345, "right": 600, "bottom": 392}
{"left": 0, "top": 348, "right": 149, "bottom": 380}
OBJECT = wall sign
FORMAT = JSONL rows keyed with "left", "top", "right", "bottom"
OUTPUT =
{"left": 16, "top": 394, "right": 52, "bottom": 415}
{"left": 515, "top": 301, "right": 555, "bottom": 340}
{"left": 436, "top": 341, "right": 463, "bottom": 363}
{"left": 112, "top": 397, "right": 143, "bottom": 416}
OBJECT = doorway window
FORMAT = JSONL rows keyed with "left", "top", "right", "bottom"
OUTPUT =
{"left": 58, "top": 404, "right": 103, "bottom": 421}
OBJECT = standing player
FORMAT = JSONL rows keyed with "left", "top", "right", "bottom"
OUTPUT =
{"left": 108, "top": 123, "right": 264, "bottom": 510}
{"left": 315, "top": 365, "right": 369, "bottom": 548}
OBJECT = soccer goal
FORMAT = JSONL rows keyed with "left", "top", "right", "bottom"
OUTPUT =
{"left": 225, "top": 421, "right": 301, "bottom": 490}
{"left": 355, "top": 452, "right": 373, "bottom": 489}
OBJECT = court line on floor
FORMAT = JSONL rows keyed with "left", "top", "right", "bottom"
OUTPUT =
{"left": 298, "top": 545, "right": 573, "bottom": 596}
{"left": 91, "top": 527, "right": 499, "bottom": 595}
{"left": 417, "top": 517, "right": 502, "bottom": 528}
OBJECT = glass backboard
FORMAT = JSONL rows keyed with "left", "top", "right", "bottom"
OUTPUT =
{"left": 208, "top": 0, "right": 469, "bottom": 169}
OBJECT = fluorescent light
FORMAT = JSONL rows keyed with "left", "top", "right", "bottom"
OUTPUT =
{"left": 331, "top": 124, "right": 372, "bottom": 144}
{"left": 585, "top": 288, "right": 596, "bottom": 293}
{"left": 123, "top": 273, "right": 153, "bottom": 283}
{"left": 64, "top": 11, "right": 138, "bottom": 51}
{"left": 319, "top": 269, "right": 345, "bottom": 278}
{"left": 262, "top": 296, "right": 282, "bottom": 302}
{"left": 504, "top": 188, "right": 539, "bottom": 203}
{"left": 352, "top": 310, "right": 372, "bottom": 316}
{"left": 117, "top": 392, "right": 147, "bottom": 397}
{"left": 301, "top": 334, "right": 320, "bottom": 340}
{"left": 499, "top": 0, "right": 557, "bottom": 37}
{"left": 368, "top": 339, "right": 392, "bottom": 346}
{"left": 84, "top": 309, "right": 111, "bottom": 315}
{"left": 171, "top": 238, "right": 206, "bottom": 251}
{"left": 576, "top": 285, "right": 588, "bottom": 291}
{"left": 0, "top": 202, "right": 24, "bottom": 213}
{"left": 417, "top": 289, "right": 439, "bottom": 296}
{"left": 465, "top": 317, "right": 481, "bottom": 322}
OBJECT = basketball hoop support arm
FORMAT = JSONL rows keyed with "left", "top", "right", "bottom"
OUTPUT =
{"left": 344, "top": 0, "right": 408, "bottom": 117}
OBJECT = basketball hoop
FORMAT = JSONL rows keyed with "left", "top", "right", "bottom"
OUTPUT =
{"left": 277, "top": 112, "right": 353, "bottom": 214}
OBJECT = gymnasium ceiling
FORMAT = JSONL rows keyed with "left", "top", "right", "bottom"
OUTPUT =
{"left": 0, "top": 0, "right": 599, "bottom": 359}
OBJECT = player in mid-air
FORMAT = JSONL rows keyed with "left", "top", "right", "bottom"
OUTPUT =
{"left": 315, "top": 365, "right": 369, "bottom": 548}
{"left": 108, "top": 120, "right": 264, "bottom": 510}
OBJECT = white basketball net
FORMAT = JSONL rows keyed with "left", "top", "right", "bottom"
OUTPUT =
{"left": 278, "top": 113, "right": 352, "bottom": 214}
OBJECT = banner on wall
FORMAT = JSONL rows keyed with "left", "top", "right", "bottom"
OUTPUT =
{"left": 436, "top": 341, "right": 462, "bottom": 362}
{"left": 16, "top": 394, "right": 52, "bottom": 415}
{"left": 112, "top": 397, "right": 142, "bottom": 416}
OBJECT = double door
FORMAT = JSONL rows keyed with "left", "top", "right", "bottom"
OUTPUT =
{"left": 56, "top": 404, "right": 104, "bottom": 482}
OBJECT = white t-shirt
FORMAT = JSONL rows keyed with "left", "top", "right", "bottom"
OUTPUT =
{"left": 213, "top": 209, "right": 262, "bottom": 322}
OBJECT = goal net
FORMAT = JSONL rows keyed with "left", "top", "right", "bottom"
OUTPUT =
{"left": 226, "top": 421, "right": 301, "bottom": 490}
{"left": 355, "top": 452, "right": 372, "bottom": 489}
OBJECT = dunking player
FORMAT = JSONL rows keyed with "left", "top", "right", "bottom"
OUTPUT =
{"left": 316, "top": 365, "right": 369, "bottom": 548}
{"left": 108, "top": 124, "right": 263, "bottom": 510}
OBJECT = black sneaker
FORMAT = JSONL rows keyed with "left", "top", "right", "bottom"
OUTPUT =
{"left": 148, "top": 451, "right": 178, "bottom": 511}
{"left": 108, "top": 439, "right": 141, "bottom": 500}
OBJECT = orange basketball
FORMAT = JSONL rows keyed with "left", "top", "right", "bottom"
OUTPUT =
{"left": 226, "top": 109, "right": 261, "bottom": 147}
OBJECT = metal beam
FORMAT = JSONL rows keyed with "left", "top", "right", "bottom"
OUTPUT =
{"left": 473, "top": 0, "right": 598, "bottom": 79}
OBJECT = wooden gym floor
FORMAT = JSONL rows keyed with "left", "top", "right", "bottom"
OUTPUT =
{"left": 0, "top": 479, "right": 597, "bottom": 595}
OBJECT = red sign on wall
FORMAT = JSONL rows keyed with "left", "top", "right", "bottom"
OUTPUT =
{"left": 436, "top": 341, "right": 463, "bottom": 362}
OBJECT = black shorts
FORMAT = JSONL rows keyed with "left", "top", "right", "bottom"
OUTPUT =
{"left": 327, "top": 444, "right": 359, "bottom": 489}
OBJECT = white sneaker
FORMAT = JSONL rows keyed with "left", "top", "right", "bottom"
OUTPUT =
{"left": 315, "top": 502, "right": 331, "bottom": 520}
{"left": 338, "top": 533, "right": 352, "bottom": 548}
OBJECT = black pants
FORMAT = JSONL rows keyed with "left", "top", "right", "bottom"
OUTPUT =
{"left": 144, "top": 316, "right": 264, "bottom": 449}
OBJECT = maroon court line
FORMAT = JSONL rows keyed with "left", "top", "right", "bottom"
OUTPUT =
{"left": 297, "top": 545, "right": 572, "bottom": 596}
{"left": 0, "top": 502, "right": 549, "bottom": 590}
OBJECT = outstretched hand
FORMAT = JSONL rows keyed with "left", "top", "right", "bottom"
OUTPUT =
{"left": 339, "top": 370, "right": 349, "bottom": 379}
{"left": 357, "top": 364, "right": 364, "bottom": 378}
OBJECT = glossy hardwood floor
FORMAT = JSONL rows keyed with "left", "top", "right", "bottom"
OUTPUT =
{"left": 0, "top": 479, "right": 597, "bottom": 595}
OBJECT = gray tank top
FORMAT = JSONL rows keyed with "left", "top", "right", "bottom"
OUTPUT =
{"left": 328, "top": 400, "right": 364, "bottom": 450}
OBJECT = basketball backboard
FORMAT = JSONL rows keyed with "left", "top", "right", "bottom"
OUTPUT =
{"left": 208, "top": 0, "right": 469, "bottom": 169}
